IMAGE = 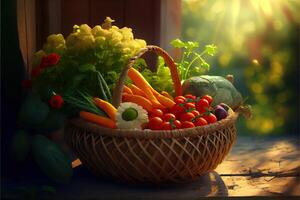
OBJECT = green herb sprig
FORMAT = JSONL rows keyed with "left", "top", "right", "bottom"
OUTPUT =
{"left": 170, "top": 39, "right": 217, "bottom": 80}
{"left": 63, "top": 91, "right": 107, "bottom": 117}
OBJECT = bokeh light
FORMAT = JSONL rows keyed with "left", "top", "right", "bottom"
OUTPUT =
{"left": 181, "top": 0, "right": 300, "bottom": 135}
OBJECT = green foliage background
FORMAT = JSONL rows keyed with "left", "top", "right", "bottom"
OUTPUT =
{"left": 181, "top": 0, "right": 300, "bottom": 135}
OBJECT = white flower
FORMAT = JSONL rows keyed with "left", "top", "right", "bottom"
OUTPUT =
{"left": 116, "top": 102, "right": 148, "bottom": 130}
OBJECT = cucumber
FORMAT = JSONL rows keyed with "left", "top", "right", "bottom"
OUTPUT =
{"left": 19, "top": 93, "right": 50, "bottom": 125}
{"left": 32, "top": 135, "right": 72, "bottom": 183}
{"left": 37, "top": 110, "right": 66, "bottom": 133}
{"left": 11, "top": 130, "right": 30, "bottom": 162}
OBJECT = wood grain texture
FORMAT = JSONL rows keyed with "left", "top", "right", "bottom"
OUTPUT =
{"left": 2, "top": 136, "right": 299, "bottom": 198}
{"left": 216, "top": 136, "right": 300, "bottom": 196}
{"left": 90, "top": 0, "right": 125, "bottom": 27}
{"left": 160, "top": 0, "right": 181, "bottom": 59}
{"left": 61, "top": 0, "right": 90, "bottom": 36}
{"left": 17, "top": 0, "right": 28, "bottom": 70}
{"left": 17, "top": 0, "right": 36, "bottom": 74}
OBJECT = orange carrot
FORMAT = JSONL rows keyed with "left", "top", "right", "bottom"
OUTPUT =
{"left": 128, "top": 68, "right": 164, "bottom": 109}
{"left": 122, "top": 93, "right": 154, "bottom": 112}
{"left": 72, "top": 159, "right": 82, "bottom": 168}
{"left": 128, "top": 84, "right": 147, "bottom": 98}
{"left": 161, "top": 91, "right": 174, "bottom": 100}
{"left": 80, "top": 111, "right": 116, "bottom": 129}
{"left": 144, "top": 88, "right": 165, "bottom": 109}
{"left": 93, "top": 98, "right": 117, "bottom": 120}
{"left": 123, "top": 85, "right": 133, "bottom": 94}
{"left": 156, "top": 94, "right": 176, "bottom": 108}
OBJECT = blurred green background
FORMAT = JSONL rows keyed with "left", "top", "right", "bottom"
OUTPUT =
{"left": 181, "top": 0, "right": 300, "bottom": 135}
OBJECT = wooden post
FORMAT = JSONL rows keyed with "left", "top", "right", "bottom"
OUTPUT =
{"left": 17, "top": 0, "right": 36, "bottom": 76}
{"left": 160, "top": 0, "right": 181, "bottom": 59}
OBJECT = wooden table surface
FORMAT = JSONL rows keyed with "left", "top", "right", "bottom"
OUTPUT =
{"left": 215, "top": 135, "right": 300, "bottom": 196}
{"left": 2, "top": 135, "right": 300, "bottom": 199}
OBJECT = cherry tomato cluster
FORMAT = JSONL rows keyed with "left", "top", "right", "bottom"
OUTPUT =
{"left": 147, "top": 94, "right": 223, "bottom": 130}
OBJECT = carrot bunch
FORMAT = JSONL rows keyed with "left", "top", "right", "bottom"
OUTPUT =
{"left": 79, "top": 67, "right": 175, "bottom": 129}
{"left": 122, "top": 68, "right": 175, "bottom": 111}
{"left": 80, "top": 98, "right": 117, "bottom": 129}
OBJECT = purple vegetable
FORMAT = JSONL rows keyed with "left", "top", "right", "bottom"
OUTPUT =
{"left": 219, "top": 103, "right": 230, "bottom": 111}
{"left": 214, "top": 105, "right": 228, "bottom": 120}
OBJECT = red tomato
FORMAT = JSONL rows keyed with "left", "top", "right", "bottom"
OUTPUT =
{"left": 179, "top": 112, "right": 195, "bottom": 122}
{"left": 202, "top": 95, "right": 213, "bottom": 105}
{"left": 163, "top": 113, "right": 176, "bottom": 122}
{"left": 182, "top": 121, "right": 195, "bottom": 129}
{"left": 194, "top": 117, "right": 208, "bottom": 126}
{"left": 185, "top": 102, "right": 196, "bottom": 110}
{"left": 161, "top": 122, "right": 172, "bottom": 130}
{"left": 150, "top": 108, "right": 164, "bottom": 118}
{"left": 170, "top": 104, "right": 185, "bottom": 117}
{"left": 174, "top": 96, "right": 186, "bottom": 103}
{"left": 203, "top": 113, "right": 217, "bottom": 124}
{"left": 196, "top": 99, "right": 209, "bottom": 114}
{"left": 173, "top": 120, "right": 182, "bottom": 129}
{"left": 148, "top": 117, "right": 163, "bottom": 130}
{"left": 185, "top": 94, "right": 196, "bottom": 100}
{"left": 175, "top": 98, "right": 185, "bottom": 104}
{"left": 160, "top": 107, "right": 168, "bottom": 114}
{"left": 191, "top": 110, "right": 200, "bottom": 117}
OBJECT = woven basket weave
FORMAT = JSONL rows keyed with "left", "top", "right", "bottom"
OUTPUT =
{"left": 64, "top": 45, "right": 239, "bottom": 183}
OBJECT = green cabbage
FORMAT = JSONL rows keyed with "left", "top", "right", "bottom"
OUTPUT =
{"left": 182, "top": 75, "right": 243, "bottom": 109}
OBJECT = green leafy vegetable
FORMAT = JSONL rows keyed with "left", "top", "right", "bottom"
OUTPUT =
{"left": 170, "top": 39, "right": 217, "bottom": 80}
{"left": 140, "top": 56, "right": 174, "bottom": 93}
{"left": 63, "top": 91, "right": 107, "bottom": 117}
{"left": 32, "top": 18, "right": 147, "bottom": 107}
{"left": 138, "top": 40, "right": 217, "bottom": 94}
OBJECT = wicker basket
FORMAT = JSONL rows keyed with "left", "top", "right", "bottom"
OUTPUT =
{"left": 64, "top": 45, "right": 239, "bottom": 183}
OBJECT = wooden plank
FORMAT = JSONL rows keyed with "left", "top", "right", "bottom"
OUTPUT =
{"left": 222, "top": 176, "right": 300, "bottom": 196}
{"left": 17, "top": 0, "right": 36, "bottom": 74}
{"left": 160, "top": 0, "right": 181, "bottom": 59}
{"left": 47, "top": 0, "right": 61, "bottom": 34}
{"left": 216, "top": 136, "right": 300, "bottom": 175}
{"left": 125, "top": 0, "right": 160, "bottom": 45}
{"left": 36, "top": 0, "right": 49, "bottom": 49}
{"left": 90, "top": 0, "right": 125, "bottom": 27}
{"left": 17, "top": 0, "right": 28, "bottom": 71}
{"left": 25, "top": 0, "right": 36, "bottom": 74}
{"left": 52, "top": 171, "right": 228, "bottom": 198}
{"left": 215, "top": 136, "right": 300, "bottom": 196}
{"left": 125, "top": 0, "right": 161, "bottom": 69}
{"left": 61, "top": 0, "right": 90, "bottom": 36}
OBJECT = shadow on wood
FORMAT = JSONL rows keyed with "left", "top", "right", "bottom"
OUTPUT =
{"left": 53, "top": 170, "right": 228, "bottom": 199}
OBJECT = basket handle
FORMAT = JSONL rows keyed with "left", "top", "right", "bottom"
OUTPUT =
{"left": 112, "top": 45, "right": 183, "bottom": 107}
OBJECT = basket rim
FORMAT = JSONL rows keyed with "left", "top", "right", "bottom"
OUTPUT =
{"left": 66, "top": 112, "right": 239, "bottom": 139}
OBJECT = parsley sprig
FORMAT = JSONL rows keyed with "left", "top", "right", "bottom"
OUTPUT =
{"left": 170, "top": 39, "right": 217, "bottom": 80}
